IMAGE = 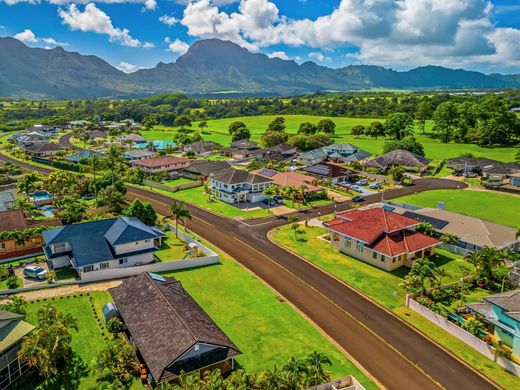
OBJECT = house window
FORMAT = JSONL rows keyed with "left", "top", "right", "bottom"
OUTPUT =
{"left": 392, "top": 257, "right": 395, "bottom": 263}
{"left": 381, "top": 255, "right": 386, "bottom": 262}
{"left": 356, "top": 242, "right": 364, "bottom": 252}
{"left": 0, "top": 243, "right": 5, "bottom": 249}
{"left": 372, "top": 251, "right": 377, "bottom": 259}
{"left": 344, "top": 238, "right": 351, "bottom": 247}
{"left": 83, "top": 265, "right": 94, "bottom": 273}
{"left": 54, "top": 243, "right": 66, "bottom": 252}
{"left": 145, "top": 239, "right": 150, "bottom": 243}
{"left": 119, "top": 258, "right": 128, "bottom": 265}
{"left": 99, "top": 262, "right": 110, "bottom": 270}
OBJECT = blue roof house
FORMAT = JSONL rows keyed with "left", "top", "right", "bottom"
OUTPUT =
{"left": 65, "top": 149, "right": 103, "bottom": 164}
{"left": 131, "top": 140, "right": 177, "bottom": 151}
{"left": 43, "top": 217, "right": 165, "bottom": 278}
{"left": 299, "top": 143, "right": 371, "bottom": 166}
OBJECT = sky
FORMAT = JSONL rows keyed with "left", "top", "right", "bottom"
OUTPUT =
{"left": 1, "top": 0, "right": 520, "bottom": 74}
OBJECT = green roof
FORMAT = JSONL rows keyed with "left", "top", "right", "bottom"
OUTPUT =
{"left": 0, "top": 311, "right": 34, "bottom": 352}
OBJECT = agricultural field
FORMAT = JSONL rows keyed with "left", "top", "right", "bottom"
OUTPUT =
{"left": 142, "top": 115, "right": 518, "bottom": 162}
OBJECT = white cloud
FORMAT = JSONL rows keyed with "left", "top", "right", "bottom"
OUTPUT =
{"left": 165, "top": 37, "right": 190, "bottom": 55}
{"left": 143, "top": 41, "right": 155, "bottom": 48}
{"left": 13, "top": 29, "right": 38, "bottom": 43}
{"left": 1, "top": 0, "right": 156, "bottom": 10}
{"left": 267, "top": 50, "right": 288, "bottom": 60}
{"left": 59, "top": 3, "right": 142, "bottom": 47}
{"left": 116, "top": 61, "right": 142, "bottom": 73}
{"left": 309, "top": 51, "right": 331, "bottom": 62}
{"left": 159, "top": 14, "right": 178, "bottom": 26}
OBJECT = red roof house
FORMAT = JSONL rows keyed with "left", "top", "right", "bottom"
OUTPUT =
{"left": 324, "top": 208, "right": 440, "bottom": 271}
{"left": 132, "top": 156, "right": 192, "bottom": 175}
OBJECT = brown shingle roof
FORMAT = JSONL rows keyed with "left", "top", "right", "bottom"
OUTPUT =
{"left": 109, "top": 273, "right": 241, "bottom": 382}
{"left": 363, "top": 149, "right": 431, "bottom": 169}
{"left": 133, "top": 156, "right": 191, "bottom": 168}
{"left": 210, "top": 167, "right": 272, "bottom": 185}
{"left": 0, "top": 210, "right": 28, "bottom": 231}
{"left": 25, "top": 143, "right": 63, "bottom": 153}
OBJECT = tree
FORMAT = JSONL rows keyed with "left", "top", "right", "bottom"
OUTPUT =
{"left": 298, "top": 122, "right": 317, "bottom": 135}
{"left": 19, "top": 305, "right": 79, "bottom": 380}
{"left": 415, "top": 221, "right": 435, "bottom": 236}
{"left": 366, "top": 121, "right": 385, "bottom": 139}
{"left": 465, "top": 246, "right": 507, "bottom": 284}
{"left": 0, "top": 295, "right": 27, "bottom": 314}
{"left": 267, "top": 117, "right": 286, "bottom": 132}
{"left": 123, "top": 199, "right": 157, "bottom": 225}
{"left": 305, "top": 134, "right": 332, "bottom": 150}
{"left": 282, "top": 356, "right": 307, "bottom": 389}
{"left": 435, "top": 268, "right": 452, "bottom": 287}
{"left": 88, "top": 153, "right": 103, "bottom": 188}
{"left": 402, "top": 258, "right": 438, "bottom": 294}
{"left": 17, "top": 171, "right": 42, "bottom": 196}
{"left": 96, "top": 185, "right": 125, "bottom": 213}
{"left": 317, "top": 119, "right": 336, "bottom": 135}
{"left": 56, "top": 196, "right": 88, "bottom": 224}
{"left": 228, "top": 121, "right": 247, "bottom": 135}
{"left": 231, "top": 126, "right": 251, "bottom": 142}
{"left": 44, "top": 171, "right": 79, "bottom": 197}
{"left": 262, "top": 185, "right": 277, "bottom": 211}
{"left": 287, "top": 135, "right": 308, "bottom": 150}
{"left": 170, "top": 200, "right": 191, "bottom": 237}
{"left": 388, "top": 165, "right": 407, "bottom": 182}
{"left": 283, "top": 186, "right": 299, "bottom": 208}
{"left": 94, "top": 339, "right": 139, "bottom": 387}
{"left": 515, "top": 149, "right": 520, "bottom": 164}
{"left": 432, "top": 101, "right": 458, "bottom": 143}
{"left": 384, "top": 112, "right": 414, "bottom": 140}
{"left": 462, "top": 316, "right": 486, "bottom": 337}
{"left": 351, "top": 125, "right": 365, "bottom": 138}
{"left": 105, "top": 145, "right": 126, "bottom": 185}
{"left": 440, "top": 233, "right": 458, "bottom": 246}
{"left": 415, "top": 101, "right": 434, "bottom": 134}
{"left": 174, "top": 115, "right": 192, "bottom": 131}
{"left": 125, "top": 167, "right": 144, "bottom": 185}
{"left": 305, "top": 351, "right": 332, "bottom": 387}
{"left": 260, "top": 130, "right": 289, "bottom": 148}
{"left": 493, "top": 266, "right": 511, "bottom": 293}
{"left": 198, "top": 120, "right": 208, "bottom": 132}
{"left": 383, "top": 136, "right": 425, "bottom": 156}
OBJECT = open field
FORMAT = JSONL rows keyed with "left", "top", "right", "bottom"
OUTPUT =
{"left": 394, "top": 189, "right": 520, "bottom": 227}
{"left": 143, "top": 115, "right": 519, "bottom": 161}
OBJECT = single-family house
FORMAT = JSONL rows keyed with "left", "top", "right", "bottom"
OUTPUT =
{"left": 250, "top": 169, "right": 322, "bottom": 194}
{"left": 323, "top": 208, "right": 441, "bottom": 271}
{"left": 24, "top": 143, "right": 64, "bottom": 158}
{"left": 109, "top": 273, "right": 241, "bottom": 384}
{"left": 266, "top": 143, "right": 298, "bottom": 157}
{"left": 209, "top": 168, "right": 273, "bottom": 204}
{"left": 467, "top": 290, "right": 520, "bottom": 357}
{"left": 42, "top": 217, "right": 165, "bottom": 277}
{"left": 300, "top": 143, "right": 371, "bottom": 165}
{"left": 182, "top": 141, "right": 221, "bottom": 157}
{"left": 0, "top": 311, "right": 35, "bottom": 388}
{"left": 86, "top": 129, "right": 109, "bottom": 139}
{"left": 116, "top": 134, "right": 146, "bottom": 146}
{"left": 65, "top": 149, "right": 103, "bottom": 164}
{"left": 221, "top": 140, "right": 261, "bottom": 159}
{"left": 307, "top": 376, "right": 366, "bottom": 390}
{"left": 362, "top": 150, "right": 431, "bottom": 171}
{"left": 28, "top": 124, "right": 57, "bottom": 136}
{"left": 124, "top": 149, "right": 155, "bottom": 162}
{"left": 447, "top": 157, "right": 520, "bottom": 180}
{"left": 0, "top": 209, "right": 61, "bottom": 262}
{"left": 0, "top": 191, "right": 15, "bottom": 212}
{"left": 132, "top": 156, "right": 192, "bottom": 177}
{"left": 181, "top": 161, "right": 231, "bottom": 180}
{"left": 10, "top": 133, "right": 49, "bottom": 147}
{"left": 510, "top": 173, "right": 520, "bottom": 187}
{"left": 301, "top": 162, "right": 352, "bottom": 184}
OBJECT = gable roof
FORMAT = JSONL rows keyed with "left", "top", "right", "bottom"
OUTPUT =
{"left": 65, "top": 149, "right": 102, "bottom": 162}
{"left": 25, "top": 143, "right": 63, "bottom": 153}
{"left": 209, "top": 168, "right": 272, "bottom": 185}
{"left": 42, "top": 217, "right": 164, "bottom": 267}
{"left": 109, "top": 273, "right": 241, "bottom": 382}
{"left": 124, "top": 149, "right": 155, "bottom": 158}
{"left": 363, "top": 150, "right": 431, "bottom": 169}
{"left": 267, "top": 143, "right": 297, "bottom": 154}
{"left": 117, "top": 134, "right": 146, "bottom": 143}
{"left": 447, "top": 157, "right": 520, "bottom": 175}
{"left": 133, "top": 156, "right": 191, "bottom": 168}
{"left": 183, "top": 160, "right": 230, "bottom": 177}
{"left": 251, "top": 169, "right": 321, "bottom": 192}
{"left": 301, "top": 162, "right": 352, "bottom": 179}
{"left": 0, "top": 310, "right": 34, "bottom": 353}
{"left": 0, "top": 209, "right": 29, "bottom": 231}
{"left": 229, "top": 139, "right": 258, "bottom": 149}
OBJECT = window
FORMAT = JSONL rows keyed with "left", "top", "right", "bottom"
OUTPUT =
{"left": 145, "top": 239, "right": 150, "bottom": 243}
{"left": 54, "top": 243, "right": 66, "bottom": 253}
{"left": 0, "top": 243, "right": 5, "bottom": 249}
{"left": 119, "top": 258, "right": 128, "bottom": 265}
{"left": 83, "top": 265, "right": 94, "bottom": 273}
{"left": 392, "top": 257, "right": 395, "bottom": 263}
{"left": 372, "top": 251, "right": 377, "bottom": 259}
{"left": 356, "top": 242, "right": 364, "bottom": 252}
{"left": 99, "top": 262, "right": 110, "bottom": 270}
{"left": 344, "top": 239, "right": 351, "bottom": 247}
{"left": 381, "top": 255, "right": 386, "bottom": 262}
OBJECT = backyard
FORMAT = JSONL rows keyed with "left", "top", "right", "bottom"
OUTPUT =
{"left": 393, "top": 189, "right": 520, "bottom": 227}
{"left": 155, "top": 230, "right": 190, "bottom": 261}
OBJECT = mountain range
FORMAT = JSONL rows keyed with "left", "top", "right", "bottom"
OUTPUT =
{"left": 1, "top": 37, "right": 520, "bottom": 99}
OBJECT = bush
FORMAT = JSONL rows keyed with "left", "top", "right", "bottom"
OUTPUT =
{"left": 6, "top": 275, "right": 19, "bottom": 289}
{"left": 494, "top": 344, "right": 512, "bottom": 360}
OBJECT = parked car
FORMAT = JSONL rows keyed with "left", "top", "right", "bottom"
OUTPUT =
{"left": 369, "top": 181, "right": 382, "bottom": 189}
{"left": 356, "top": 179, "right": 369, "bottom": 186}
{"left": 352, "top": 195, "right": 365, "bottom": 203}
{"left": 23, "top": 265, "right": 47, "bottom": 280}
{"left": 262, "top": 195, "right": 284, "bottom": 206}
{"left": 350, "top": 185, "right": 362, "bottom": 193}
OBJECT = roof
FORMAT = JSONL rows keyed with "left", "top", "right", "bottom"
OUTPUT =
{"left": 183, "top": 141, "right": 221, "bottom": 152}
{"left": 251, "top": 169, "right": 321, "bottom": 192}
{"left": 117, "top": 134, "right": 146, "bottom": 143}
{"left": 124, "top": 149, "right": 155, "bottom": 158}
{"left": 183, "top": 160, "right": 230, "bottom": 177}
{"left": 65, "top": 149, "right": 102, "bottom": 162}
{"left": 363, "top": 150, "right": 431, "bottom": 169}
{"left": 0, "top": 209, "right": 28, "bottom": 231}
{"left": 370, "top": 229, "right": 440, "bottom": 257}
{"left": 133, "top": 156, "right": 191, "bottom": 168}
{"left": 25, "top": 143, "right": 63, "bottom": 153}
{"left": 0, "top": 191, "right": 15, "bottom": 212}
{"left": 267, "top": 143, "right": 297, "bottom": 154}
{"left": 209, "top": 168, "right": 273, "bottom": 185}
{"left": 0, "top": 311, "right": 34, "bottom": 352}
{"left": 86, "top": 130, "right": 108, "bottom": 138}
{"left": 42, "top": 217, "right": 164, "bottom": 267}
{"left": 447, "top": 157, "right": 520, "bottom": 175}
{"left": 301, "top": 162, "right": 352, "bottom": 179}
{"left": 301, "top": 143, "right": 371, "bottom": 162}
{"left": 468, "top": 290, "right": 520, "bottom": 324}
{"left": 229, "top": 139, "right": 258, "bottom": 149}
{"left": 109, "top": 273, "right": 241, "bottom": 382}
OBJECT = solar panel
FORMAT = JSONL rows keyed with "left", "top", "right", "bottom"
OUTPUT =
{"left": 403, "top": 211, "right": 449, "bottom": 230}
{"left": 149, "top": 272, "right": 166, "bottom": 283}
{"left": 304, "top": 164, "right": 330, "bottom": 175}
{"left": 259, "top": 168, "right": 278, "bottom": 177}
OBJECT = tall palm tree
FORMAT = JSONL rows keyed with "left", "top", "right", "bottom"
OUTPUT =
{"left": 435, "top": 268, "right": 452, "bottom": 287}
{"left": 17, "top": 171, "right": 42, "bottom": 196}
{"left": 259, "top": 366, "right": 283, "bottom": 390}
{"left": 170, "top": 200, "right": 191, "bottom": 237}
{"left": 89, "top": 154, "right": 103, "bottom": 198}
{"left": 282, "top": 356, "right": 307, "bottom": 390}
{"left": 262, "top": 185, "right": 277, "bottom": 211}
{"left": 106, "top": 145, "right": 125, "bottom": 185}
{"left": 305, "top": 351, "right": 332, "bottom": 388}
{"left": 283, "top": 186, "right": 299, "bottom": 209}
{"left": 299, "top": 185, "right": 308, "bottom": 207}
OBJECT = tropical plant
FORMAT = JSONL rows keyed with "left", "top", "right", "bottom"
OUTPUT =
{"left": 401, "top": 258, "right": 439, "bottom": 294}
{"left": 440, "top": 233, "right": 458, "bottom": 245}
{"left": 123, "top": 199, "right": 158, "bottom": 225}
{"left": 105, "top": 145, "right": 126, "bottom": 185}
{"left": 283, "top": 186, "right": 299, "bottom": 208}
{"left": 0, "top": 295, "right": 27, "bottom": 314}
{"left": 464, "top": 247, "right": 507, "bottom": 284}
{"left": 94, "top": 339, "right": 139, "bottom": 386}
{"left": 17, "top": 171, "right": 42, "bottom": 196}
{"left": 462, "top": 316, "right": 486, "bottom": 337}
{"left": 170, "top": 200, "right": 191, "bottom": 237}
{"left": 56, "top": 196, "right": 88, "bottom": 224}
{"left": 305, "top": 351, "right": 332, "bottom": 387}
{"left": 415, "top": 221, "right": 436, "bottom": 236}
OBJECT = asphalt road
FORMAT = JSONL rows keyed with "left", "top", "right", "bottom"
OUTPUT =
{"left": 0, "top": 151, "right": 496, "bottom": 390}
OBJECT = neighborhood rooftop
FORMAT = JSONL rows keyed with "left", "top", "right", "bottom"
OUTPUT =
{"left": 210, "top": 167, "right": 273, "bottom": 185}
{"left": 362, "top": 149, "right": 431, "bottom": 169}
{"left": 133, "top": 156, "right": 191, "bottom": 168}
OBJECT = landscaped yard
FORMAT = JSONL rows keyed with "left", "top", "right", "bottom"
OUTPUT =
{"left": 162, "top": 177, "right": 195, "bottom": 187}
{"left": 142, "top": 115, "right": 518, "bottom": 161}
{"left": 393, "top": 189, "right": 520, "bottom": 227}
{"left": 155, "top": 230, "right": 189, "bottom": 261}
{"left": 55, "top": 267, "right": 79, "bottom": 281}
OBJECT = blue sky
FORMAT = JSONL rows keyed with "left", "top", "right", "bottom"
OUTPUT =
{"left": 1, "top": 0, "right": 520, "bottom": 74}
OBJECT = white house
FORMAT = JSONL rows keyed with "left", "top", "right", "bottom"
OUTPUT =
{"left": 209, "top": 168, "right": 273, "bottom": 204}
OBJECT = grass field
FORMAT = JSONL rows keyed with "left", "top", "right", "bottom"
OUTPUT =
{"left": 155, "top": 230, "right": 188, "bottom": 261}
{"left": 394, "top": 189, "right": 520, "bottom": 227}
{"left": 142, "top": 115, "right": 518, "bottom": 161}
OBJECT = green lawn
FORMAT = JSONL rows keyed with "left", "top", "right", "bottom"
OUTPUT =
{"left": 162, "top": 235, "right": 376, "bottom": 388}
{"left": 55, "top": 268, "right": 79, "bottom": 281}
{"left": 394, "top": 189, "right": 520, "bottom": 227}
{"left": 142, "top": 115, "right": 518, "bottom": 161}
{"left": 0, "top": 276, "right": 22, "bottom": 290}
{"left": 162, "top": 177, "right": 195, "bottom": 186}
{"left": 155, "top": 230, "right": 188, "bottom": 261}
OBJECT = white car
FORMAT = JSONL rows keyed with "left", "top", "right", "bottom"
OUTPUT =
{"left": 356, "top": 179, "right": 369, "bottom": 186}
{"left": 23, "top": 266, "right": 48, "bottom": 280}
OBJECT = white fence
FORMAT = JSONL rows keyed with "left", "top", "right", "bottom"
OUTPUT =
{"left": 142, "top": 179, "right": 202, "bottom": 192}
{"left": 78, "top": 225, "right": 219, "bottom": 283}
{"left": 438, "top": 243, "right": 472, "bottom": 257}
{"left": 406, "top": 296, "right": 520, "bottom": 376}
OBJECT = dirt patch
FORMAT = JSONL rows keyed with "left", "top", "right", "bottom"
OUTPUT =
{"left": 10, "top": 280, "right": 122, "bottom": 301}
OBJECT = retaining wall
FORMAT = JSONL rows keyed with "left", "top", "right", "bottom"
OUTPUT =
{"left": 142, "top": 179, "right": 202, "bottom": 193}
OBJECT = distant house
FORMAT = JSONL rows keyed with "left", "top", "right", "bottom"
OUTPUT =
{"left": 10, "top": 133, "right": 49, "bottom": 147}
{"left": 132, "top": 156, "right": 192, "bottom": 177}
{"left": 266, "top": 143, "right": 298, "bottom": 157}
{"left": 43, "top": 217, "right": 164, "bottom": 277}
{"left": 0, "top": 311, "right": 35, "bottom": 388}
{"left": 109, "top": 272, "right": 241, "bottom": 384}
{"left": 0, "top": 191, "right": 15, "bottom": 212}
{"left": 323, "top": 208, "right": 440, "bottom": 271}
{"left": 116, "top": 134, "right": 146, "bottom": 145}
{"left": 182, "top": 160, "right": 230, "bottom": 180}
{"left": 24, "top": 143, "right": 64, "bottom": 157}
{"left": 68, "top": 120, "right": 90, "bottom": 128}
{"left": 362, "top": 150, "right": 431, "bottom": 171}
{"left": 182, "top": 141, "right": 221, "bottom": 157}
{"left": 300, "top": 143, "right": 371, "bottom": 165}
{"left": 86, "top": 129, "right": 109, "bottom": 139}
{"left": 467, "top": 290, "right": 520, "bottom": 358}
{"left": 28, "top": 124, "right": 57, "bottom": 136}
{"left": 65, "top": 149, "right": 103, "bottom": 164}
{"left": 209, "top": 168, "right": 272, "bottom": 204}
{"left": 124, "top": 149, "right": 155, "bottom": 162}
{"left": 222, "top": 140, "right": 261, "bottom": 159}
{"left": 0, "top": 209, "right": 61, "bottom": 262}
{"left": 447, "top": 157, "right": 520, "bottom": 180}
{"left": 510, "top": 173, "right": 520, "bottom": 187}
{"left": 307, "top": 376, "right": 366, "bottom": 390}
{"left": 251, "top": 168, "right": 321, "bottom": 194}
{"left": 301, "top": 162, "right": 352, "bottom": 184}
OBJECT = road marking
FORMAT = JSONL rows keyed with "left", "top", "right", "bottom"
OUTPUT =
{"left": 232, "top": 235, "right": 445, "bottom": 390}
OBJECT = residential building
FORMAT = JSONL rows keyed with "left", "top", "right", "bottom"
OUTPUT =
{"left": 9, "top": 133, "right": 49, "bottom": 147}
{"left": 221, "top": 140, "right": 261, "bottom": 159}
{"left": 65, "top": 149, "right": 103, "bottom": 164}
{"left": 0, "top": 209, "right": 61, "bottom": 262}
{"left": 0, "top": 311, "right": 35, "bottom": 389}
{"left": 447, "top": 157, "right": 520, "bottom": 180}
{"left": 509, "top": 173, "right": 520, "bottom": 187}
{"left": 306, "top": 376, "right": 366, "bottom": 390}
{"left": 24, "top": 143, "right": 64, "bottom": 158}
{"left": 0, "top": 192, "right": 15, "bottom": 212}
{"left": 301, "top": 162, "right": 352, "bottom": 184}
{"left": 109, "top": 273, "right": 241, "bottom": 384}
{"left": 181, "top": 161, "right": 230, "bottom": 180}
{"left": 209, "top": 168, "right": 273, "bottom": 203}
{"left": 132, "top": 140, "right": 177, "bottom": 151}
{"left": 132, "top": 156, "right": 192, "bottom": 177}
{"left": 124, "top": 149, "right": 155, "bottom": 162}
{"left": 182, "top": 141, "right": 221, "bottom": 157}
{"left": 86, "top": 129, "right": 109, "bottom": 139}
{"left": 251, "top": 168, "right": 322, "bottom": 194}
{"left": 116, "top": 134, "right": 146, "bottom": 145}
{"left": 323, "top": 208, "right": 440, "bottom": 271}
{"left": 300, "top": 143, "right": 371, "bottom": 165}
{"left": 28, "top": 124, "right": 57, "bottom": 135}
{"left": 362, "top": 149, "right": 431, "bottom": 171}
{"left": 42, "top": 217, "right": 164, "bottom": 277}
{"left": 467, "top": 290, "right": 520, "bottom": 357}
{"left": 266, "top": 143, "right": 298, "bottom": 157}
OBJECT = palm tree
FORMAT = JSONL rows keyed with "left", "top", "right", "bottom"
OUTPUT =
{"left": 435, "top": 268, "right": 452, "bottom": 287}
{"left": 305, "top": 351, "right": 332, "bottom": 388}
{"left": 170, "top": 200, "right": 191, "bottom": 237}
{"left": 299, "top": 184, "right": 308, "bottom": 206}
{"left": 262, "top": 185, "right": 277, "bottom": 211}
{"left": 408, "top": 258, "right": 439, "bottom": 294}
{"left": 465, "top": 246, "right": 506, "bottom": 284}
{"left": 283, "top": 186, "right": 299, "bottom": 209}
{"left": 106, "top": 145, "right": 125, "bottom": 185}
{"left": 16, "top": 196, "right": 36, "bottom": 215}
{"left": 493, "top": 266, "right": 512, "bottom": 293}
{"left": 17, "top": 171, "right": 42, "bottom": 196}
{"left": 282, "top": 356, "right": 307, "bottom": 389}
{"left": 259, "top": 366, "right": 283, "bottom": 390}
